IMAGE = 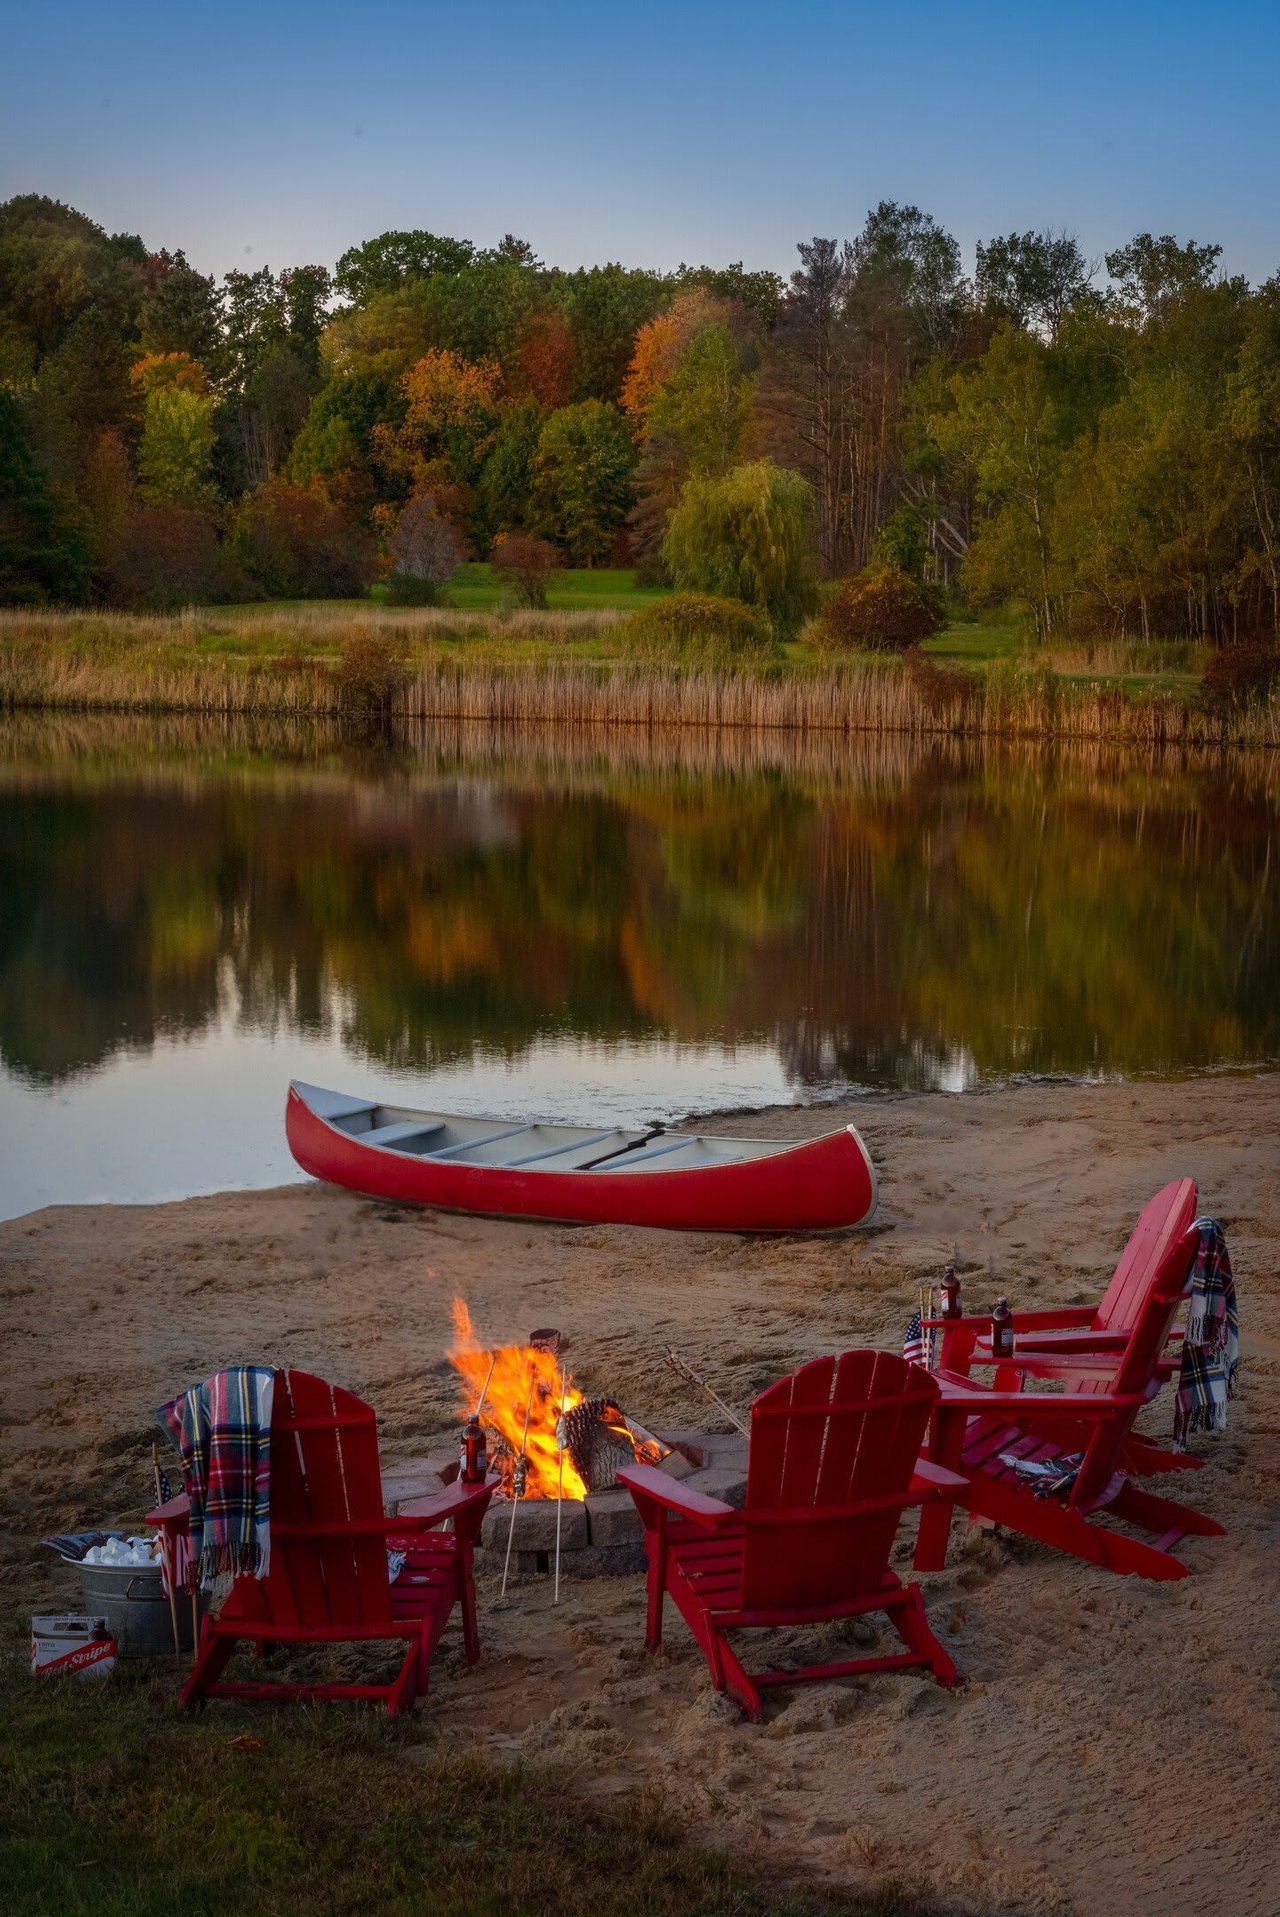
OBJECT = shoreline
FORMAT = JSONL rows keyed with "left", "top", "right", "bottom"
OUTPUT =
{"left": 3, "top": 612, "right": 1278, "bottom": 749}
{"left": 3, "top": 1069, "right": 1277, "bottom": 1914}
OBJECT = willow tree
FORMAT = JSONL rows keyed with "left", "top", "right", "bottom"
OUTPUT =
{"left": 663, "top": 459, "right": 816, "bottom": 634}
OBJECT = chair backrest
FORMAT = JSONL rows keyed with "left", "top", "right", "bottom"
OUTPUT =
{"left": 230, "top": 1368, "right": 393, "bottom": 1630}
{"left": 741, "top": 1350, "right": 937, "bottom": 1613}
{"left": 1093, "top": 1179, "right": 1198, "bottom": 1330}
{"left": 1070, "top": 1223, "right": 1201, "bottom": 1508}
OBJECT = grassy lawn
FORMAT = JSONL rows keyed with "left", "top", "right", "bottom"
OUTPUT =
{"left": 923, "top": 621, "right": 1025, "bottom": 664}
{"left": 440, "top": 565, "right": 669, "bottom": 613}
{"left": 0, "top": 1652, "right": 924, "bottom": 1917}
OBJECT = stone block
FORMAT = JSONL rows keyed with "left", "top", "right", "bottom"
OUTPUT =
{"left": 584, "top": 1487, "right": 643, "bottom": 1547}
{"left": 383, "top": 1449, "right": 455, "bottom": 1511}
{"left": 479, "top": 1496, "right": 588, "bottom": 1554}
{"left": 683, "top": 1463, "right": 747, "bottom": 1510}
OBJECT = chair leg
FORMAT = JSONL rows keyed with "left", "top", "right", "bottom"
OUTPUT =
{"left": 1105, "top": 1479, "right": 1226, "bottom": 1540}
{"left": 456, "top": 1542, "right": 481, "bottom": 1665}
{"left": 181, "top": 1621, "right": 235, "bottom": 1709}
{"left": 709, "top": 1625, "right": 762, "bottom": 1722}
{"left": 643, "top": 1511, "right": 667, "bottom": 1652}
{"left": 888, "top": 1582, "right": 959, "bottom": 1687}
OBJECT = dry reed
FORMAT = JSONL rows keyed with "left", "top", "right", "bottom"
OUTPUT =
{"left": 2, "top": 607, "right": 1277, "bottom": 750}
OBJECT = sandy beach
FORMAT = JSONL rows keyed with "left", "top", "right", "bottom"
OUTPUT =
{"left": 3, "top": 1071, "right": 1277, "bottom": 1917}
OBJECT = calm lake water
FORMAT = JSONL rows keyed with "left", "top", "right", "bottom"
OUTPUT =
{"left": 1, "top": 715, "right": 1276, "bottom": 1220}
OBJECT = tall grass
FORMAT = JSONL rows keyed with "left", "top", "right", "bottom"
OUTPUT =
{"left": 2, "top": 606, "right": 1277, "bottom": 748}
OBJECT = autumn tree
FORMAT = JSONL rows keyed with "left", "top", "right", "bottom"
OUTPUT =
{"left": 130, "top": 352, "right": 217, "bottom": 508}
{"left": 392, "top": 347, "right": 503, "bottom": 494}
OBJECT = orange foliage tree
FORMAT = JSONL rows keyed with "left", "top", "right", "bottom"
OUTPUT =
{"left": 620, "top": 289, "right": 728, "bottom": 434}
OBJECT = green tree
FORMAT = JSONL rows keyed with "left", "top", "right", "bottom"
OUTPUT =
{"left": 937, "top": 325, "right": 1065, "bottom": 636}
{"left": 478, "top": 397, "right": 544, "bottom": 537}
{"left": 131, "top": 354, "right": 217, "bottom": 508}
{"left": 647, "top": 322, "right": 751, "bottom": 476}
{"left": 334, "top": 230, "right": 475, "bottom": 304}
{"left": 529, "top": 400, "right": 636, "bottom": 564}
{"left": 976, "top": 229, "right": 1095, "bottom": 336}
{"left": 0, "top": 390, "right": 91, "bottom": 602}
{"left": 138, "top": 250, "right": 223, "bottom": 366}
{"left": 663, "top": 459, "right": 816, "bottom": 634}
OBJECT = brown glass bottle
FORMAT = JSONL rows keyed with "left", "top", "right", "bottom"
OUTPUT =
{"left": 990, "top": 1296, "right": 1014, "bottom": 1359}
{"left": 459, "top": 1413, "right": 488, "bottom": 1483}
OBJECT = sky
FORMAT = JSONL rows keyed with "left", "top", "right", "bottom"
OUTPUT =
{"left": 4, "top": 1, "right": 1279, "bottom": 287}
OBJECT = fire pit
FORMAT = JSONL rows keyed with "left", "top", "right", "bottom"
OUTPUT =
{"left": 382, "top": 1302, "right": 748, "bottom": 1578}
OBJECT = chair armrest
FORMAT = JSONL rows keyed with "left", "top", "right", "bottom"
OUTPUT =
{"left": 966, "top": 1353, "right": 1124, "bottom": 1383}
{"left": 923, "top": 1305, "right": 1097, "bottom": 1334}
{"left": 975, "top": 1328, "right": 1129, "bottom": 1357}
{"left": 616, "top": 1462, "right": 738, "bottom": 1525}
{"left": 394, "top": 1478, "right": 495, "bottom": 1533}
{"left": 932, "top": 1372, "right": 1147, "bottom": 1414}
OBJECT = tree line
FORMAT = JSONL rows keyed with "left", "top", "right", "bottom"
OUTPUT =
{"left": 2, "top": 191, "right": 1279, "bottom": 645}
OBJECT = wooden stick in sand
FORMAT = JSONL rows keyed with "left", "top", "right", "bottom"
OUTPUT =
{"left": 662, "top": 1346, "right": 749, "bottom": 1436}
{"left": 500, "top": 1369, "right": 537, "bottom": 1599}
{"left": 553, "top": 1362, "right": 567, "bottom": 1606}
{"left": 151, "top": 1441, "right": 182, "bottom": 1658}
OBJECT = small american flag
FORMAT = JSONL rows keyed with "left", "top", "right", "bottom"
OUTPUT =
{"left": 903, "top": 1311, "right": 931, "bottom": 1368}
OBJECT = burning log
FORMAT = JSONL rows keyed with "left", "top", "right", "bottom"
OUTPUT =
{"left": 447, "top": 1297, "right": 667, "bottom": 1502}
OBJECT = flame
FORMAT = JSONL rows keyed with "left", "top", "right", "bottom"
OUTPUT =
{"left": 448, "top": 1297, "right": 589, "bottom": 1500}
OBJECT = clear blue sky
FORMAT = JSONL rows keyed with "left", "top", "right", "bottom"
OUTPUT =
{"left": 4, "top": 1, "right": 1278, "bottom": 286}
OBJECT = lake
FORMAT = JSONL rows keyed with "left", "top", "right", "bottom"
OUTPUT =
{"left": 1, "top": 713, "right": 1276, "bottom": 1220}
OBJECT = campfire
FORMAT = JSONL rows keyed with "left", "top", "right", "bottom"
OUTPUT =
{"left": 447, "top": 1298, "right": 668, "bottom": 1499}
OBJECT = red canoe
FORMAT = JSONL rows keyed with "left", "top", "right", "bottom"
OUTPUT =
{"left": 286, "top": 1080, "right": 877, "bottom": 1233}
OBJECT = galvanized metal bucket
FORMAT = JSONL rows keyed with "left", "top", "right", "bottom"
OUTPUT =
{"left": 76, "top": 1560, "right": 197, "bottom": 1657}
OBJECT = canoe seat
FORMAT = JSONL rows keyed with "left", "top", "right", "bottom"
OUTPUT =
{"left": 363, "top": 1121, "right": 447, "bottom": 1152}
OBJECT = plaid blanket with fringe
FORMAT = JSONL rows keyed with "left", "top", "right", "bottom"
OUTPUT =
{"left": 156, "top": 1367, "right": 274, "bottom": 1588}
{"left": 1174, "top": 1218, "right": 1239, "bottom": 1447}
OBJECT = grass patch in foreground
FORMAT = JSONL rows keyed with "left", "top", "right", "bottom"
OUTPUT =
{"left": 0, "top": 1654, "right": 927, "bottom": 1917}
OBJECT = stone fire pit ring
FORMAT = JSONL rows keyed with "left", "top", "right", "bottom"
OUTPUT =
{"left": 384, "top": 1429, "right": 748, "bottom": 1578}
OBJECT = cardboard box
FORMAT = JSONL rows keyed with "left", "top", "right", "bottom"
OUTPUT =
{"left": 31, "top": 1614, "right": 117, "bottom": 1679}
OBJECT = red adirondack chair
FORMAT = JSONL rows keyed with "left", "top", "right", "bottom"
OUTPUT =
{"left": 914, "top": 1222, "right": 1226, "bottom": 1583}
{"left": 931, "top": 1180, "right": 1200, "bottom": 1482}
{"left": 147, "top": 1368, "right": 494, "bottom": 1713}
{"left": 616, "top": 1350, "right": 965, "bottom": 1721}
{"left": 935, "top": 1179, "right": 1197, "bottom": 1371}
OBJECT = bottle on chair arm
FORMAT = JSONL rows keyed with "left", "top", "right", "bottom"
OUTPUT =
{"left": 990, "top": 1296, "right": 1014, "bottom": 1359}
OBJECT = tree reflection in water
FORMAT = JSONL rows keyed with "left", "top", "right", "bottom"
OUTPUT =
{"left": 0, "top": 718, "right": 1276, "bottom": 1093}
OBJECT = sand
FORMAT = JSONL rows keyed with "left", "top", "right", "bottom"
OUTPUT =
{"left": 3, "top": 1072, "right": 1277, "bottom": 1916}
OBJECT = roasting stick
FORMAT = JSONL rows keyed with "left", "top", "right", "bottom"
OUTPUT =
{"left": 553, "top": 1363, "right": 567, "bottom": 1606}
{"left": 151, "top": 1441, "right": 183, "bottom": 1659}
{"left": 473, "top": 1353, "right": 498, "bottom": 1424}
{"left": 500, "top": 1369, "right": 537, "bottom": 1599}
{"left": 662, "top": 1346, "right": 749, "bottom": 1437}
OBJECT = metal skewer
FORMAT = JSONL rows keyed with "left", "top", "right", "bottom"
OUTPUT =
{"left": 500, "top": 1369, "right": 537, "bottom": 1599}
{"left": 151, "top": 1440, "right": 182, "bottom": 1659}
{"left": 553, "top": 1363, "right": 567, "bottom": 1606}
{"left": 473, "top": 1352, "right": 498, "bottom": 1425}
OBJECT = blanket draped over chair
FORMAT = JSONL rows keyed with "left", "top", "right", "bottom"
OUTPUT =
{"left": 1174, "top": 1218, "right": 1239, "bottom": 1446}
{"left": 156, "top": 1366, "right": 274, "bottom": 1588}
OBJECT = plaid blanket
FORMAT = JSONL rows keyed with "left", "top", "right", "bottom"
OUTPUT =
{"left": 1174, "top": 1218, "right": 1239, "bottom": 1447}
{"left": 156, "top": 1367, "right": 274, "bottom": 1588}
